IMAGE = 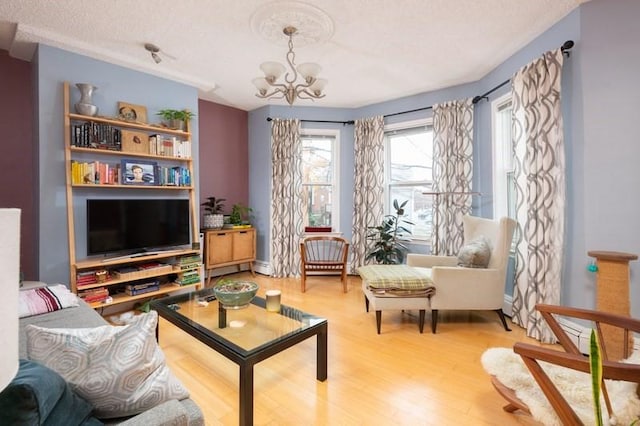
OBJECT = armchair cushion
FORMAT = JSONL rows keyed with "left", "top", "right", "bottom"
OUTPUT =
{"left": 457, "top": 235, "right": 491, "bottom": 268}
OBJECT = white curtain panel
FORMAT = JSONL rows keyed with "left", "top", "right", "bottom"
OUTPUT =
{"left": 350, "top": 116, "right": 385, "bottom": 270}
{"left": 431, "top": 98, "right": 474, "bottom": 255}
{"left": 510, "top": 48, "right": 565, "bottom": 343}
{"left": 270, "top": 119, "right": 304, "bottom": 277}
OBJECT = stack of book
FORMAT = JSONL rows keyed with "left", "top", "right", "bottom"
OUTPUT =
{"left": 76, "top": 271, "right": 98, "bottom": 288}
{"left": 126, "top": 280, "right": 160, "bottom": 296}
{"left": 176, "top": 270, "right": 200, "bottom": 286}
{"left": 78, "top": 287, "right": 109, "bottom": 303}
{"left": 176, "top": 254, "right": 202, "bottom": 271}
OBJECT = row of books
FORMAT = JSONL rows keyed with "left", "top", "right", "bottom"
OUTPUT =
{"left": 71, "top": 122, "right": 122, "bottom": 150}
{"left": 70, "top": 161, "right": 191, "bottom": 186}
{"left": 78, "top": 287, "right": 109, "bottom": 303}
{"left": 176, "top": 254, "right": 202, "bottom": 271}
{"left": 71, "top": 160, "right": 120, "bottom": 185}
{"left": 157, "top": 166, "right": 192, "bottom": 186}
{"left": 149, "top": 135, "right": 192, "bottom": 158}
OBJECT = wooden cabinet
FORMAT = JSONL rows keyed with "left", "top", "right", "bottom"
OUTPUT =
{"left": 204, "top": 228, "right": 256, "bottom": 285}
{"left": 62, "top": 81, "right": 202, "bottom": 311}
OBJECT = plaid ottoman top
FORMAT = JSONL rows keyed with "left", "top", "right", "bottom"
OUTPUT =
{"left": 357, "top": 265, "right": 433, "bottom": 290}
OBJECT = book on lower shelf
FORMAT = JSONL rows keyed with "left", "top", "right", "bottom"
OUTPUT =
{"left": 78, "top": 287, "right": 109, "bottom": 303}
{"left": 125, "top": 280, "right": 160, "bottom": 296}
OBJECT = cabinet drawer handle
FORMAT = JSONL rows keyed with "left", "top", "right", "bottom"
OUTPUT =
{"left": 216, "top": 233, "right": 226, "bottom": 236}
{"left": 239, "top": 231, "right": 247, "bottom": 234}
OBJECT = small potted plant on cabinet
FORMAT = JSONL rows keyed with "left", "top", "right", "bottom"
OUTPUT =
{"left": 230, "top": 203, "right": 253, "bottom": 228}
{"left": 201, "top": 197, "right": 225, "bottom": 229}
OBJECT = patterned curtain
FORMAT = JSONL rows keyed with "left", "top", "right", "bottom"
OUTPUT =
{"left": 351, "top": 116, "right": 385, "bottom": 270}
{"left": 270, "top": 119, "right": 304, "bottom": 277}
{"left": 510, "top": 49, "right": 565, "bottom": 343}
{"left": 431, "top": 99, "right": 474, "bottom": 255}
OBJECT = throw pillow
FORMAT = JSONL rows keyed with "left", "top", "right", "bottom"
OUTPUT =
{"left": 26, "top": 311, "right": 189, "bottom": 419}
{"left": 19, "top": 284, "right": 79, "bottom": 318}
{"left": 457, "top": 236, "right": 492, "bottom": 268}
{"left": 0, "top": 359, "right": 101, "bottom": 425}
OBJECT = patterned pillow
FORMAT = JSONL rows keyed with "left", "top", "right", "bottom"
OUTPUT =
{"left": 25, "top": 311, "right": 189, "bottom": 419}
{"left": 457, "top": 236, "right": 492, "bottom": 268}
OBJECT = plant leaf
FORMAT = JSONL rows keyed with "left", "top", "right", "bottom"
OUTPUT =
{"left": 589, "top": 330, "right": 604, "bottom": 426}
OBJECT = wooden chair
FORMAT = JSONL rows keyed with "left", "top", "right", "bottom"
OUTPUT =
{"left": 300, "top": 236, "right": 349, "bottom": 293}
{"left": 491, "top": 304, "right": 640, "bottom": 425}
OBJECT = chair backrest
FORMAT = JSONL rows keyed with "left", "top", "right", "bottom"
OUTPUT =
{"left": 300, "top": 236, "right": 349, "bottom": 267}
{"left": 462, "top": 215, "right": 516, "bottom": 270}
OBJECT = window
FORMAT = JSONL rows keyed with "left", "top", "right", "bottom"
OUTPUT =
{"left": 492, "top": 94, "right": 515, "bottom": 221}
{"left": 384, "top": 120, "right": 434, "bottom": 241}
{"left": 300, "top": 129, "right": 339, "bottom": 231}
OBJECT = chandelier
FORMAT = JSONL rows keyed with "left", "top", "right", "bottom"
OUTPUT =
{"left": 252, "top": 26, "right": 327, "bottom": 105}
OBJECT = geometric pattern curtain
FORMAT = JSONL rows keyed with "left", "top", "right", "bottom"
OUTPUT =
{"left": 510, "top": 49, "right": 565, "bottom": 343}
{"left": 350, "top": 116, "right": 385, "bottom": 270}
{"left": 270, "top": 119, "right": 304, "bottom": 277}
{"left": 431, "top": 98, "right": 474, "bottom": 255}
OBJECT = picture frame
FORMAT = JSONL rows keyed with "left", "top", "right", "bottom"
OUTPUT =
{"left": 121, "top": 129, "right": 150, "bottom": 154}
{"left": 117, "top": 102, "right": 148, "bottom": 123}
{"left": 121, "top": 159, "right": 157, "bottom": 185}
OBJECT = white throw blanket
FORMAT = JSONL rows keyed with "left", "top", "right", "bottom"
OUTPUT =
{"left": 19, "top": 284, "right": 79, "bottom": 318}
{"left": 481, "top": 347, "right": 640, "bottom": 426}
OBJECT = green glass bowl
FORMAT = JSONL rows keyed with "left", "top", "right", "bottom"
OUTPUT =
{"left": 213, "top": 280, "right": 259, "bottom": 309}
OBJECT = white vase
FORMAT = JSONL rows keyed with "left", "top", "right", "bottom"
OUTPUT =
{"left": 75, "top": 83, "right": 98, "bottom": 116}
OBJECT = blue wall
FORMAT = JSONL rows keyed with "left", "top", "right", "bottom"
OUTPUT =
{"left": 35, "top": 45, "right": 199, "bottom": 284}
{"left": 248, "top": 0, "right": 640, "bottom": 317}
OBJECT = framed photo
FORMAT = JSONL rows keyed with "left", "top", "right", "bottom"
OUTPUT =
{"left": 121, "top": 159, "right": 157, "bottom": 185}
{"left": 117, "top": 102, "right": 148, "bottom": 123}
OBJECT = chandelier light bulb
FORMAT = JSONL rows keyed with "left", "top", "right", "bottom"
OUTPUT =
{"left": 260, "top": 62, "right": 286, "bottom": 81}
{"left": 297, "top": 63, "right": 321, "bottom": 82}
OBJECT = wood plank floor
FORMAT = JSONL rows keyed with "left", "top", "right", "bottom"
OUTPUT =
{"left": 158, "top": 272, "right": 547, "bottom": 425}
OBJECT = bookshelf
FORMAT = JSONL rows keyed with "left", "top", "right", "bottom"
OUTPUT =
{"left": 62, "top": 81, "right": 202, "bottom": 311}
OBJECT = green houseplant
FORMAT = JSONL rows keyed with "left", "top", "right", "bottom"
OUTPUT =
{"left": 201, "top": 197, "right": 225, "bottom": 229}
{"left": 366, "top": 199, "right": 413, "bottom": 264}
{"left": 156, "top": 109, "right": 196, "bottom": 130}
{"left": 230, "top": 203, "right": 253, "bottom": 226}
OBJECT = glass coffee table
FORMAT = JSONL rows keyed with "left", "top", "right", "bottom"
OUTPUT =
{"left": 151, "top": 287, "right": 328, "bottom": 426}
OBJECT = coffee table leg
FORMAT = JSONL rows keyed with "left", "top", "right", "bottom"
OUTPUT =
{"left": 317, "top": 323, "right": 328, "bottom": 381}
{"left": 239, "top": 363, "right": 254, "bottom": 426}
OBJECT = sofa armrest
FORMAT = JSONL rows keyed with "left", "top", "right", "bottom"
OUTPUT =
{"left": 406, "top": 253, "right": 458, "bottom": 268}
{"left": 430, "top": 266, "right": 504, "bottom": 310}
{"left": 116, "top": 400, "right": 188, "bottom": 426}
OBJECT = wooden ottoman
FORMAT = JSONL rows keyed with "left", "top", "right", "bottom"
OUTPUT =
{"left": 358, "top": 265, "right": 435, "bottom": 334}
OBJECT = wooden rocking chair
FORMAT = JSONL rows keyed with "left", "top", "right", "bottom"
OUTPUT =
{"left": 300, "top": 236, "right": 349, "bottom": 293}
{"left": 491, "top": 304, "right": 640, "bottom": 425}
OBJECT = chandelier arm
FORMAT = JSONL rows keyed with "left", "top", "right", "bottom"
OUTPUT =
{"left": 297, "top": 88, "right": 325, "bottom": 100}
{"left": 256, "top": 88, "right": 287, "bottom": 99}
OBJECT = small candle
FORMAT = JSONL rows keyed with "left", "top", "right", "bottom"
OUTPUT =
{"left": 265, "top": 289, "right": 281, "bottom": 312}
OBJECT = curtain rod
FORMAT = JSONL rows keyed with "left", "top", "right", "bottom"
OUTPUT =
{"left": 265, "top": 39, "right": 575, "bottom": 123}
{"left": 472, "top": 40, "right": 574, "bottom": 104}
{"left": 266, "top": 117, "right": 354, "bottom": 125}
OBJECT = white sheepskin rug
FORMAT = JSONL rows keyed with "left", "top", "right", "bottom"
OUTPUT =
{"left": 481, "top": 347, "right": 640, "bottom": 426}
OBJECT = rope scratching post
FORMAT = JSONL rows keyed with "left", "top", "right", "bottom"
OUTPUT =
{"left": 588, "top": 250, "right": 638, "bottom": 360}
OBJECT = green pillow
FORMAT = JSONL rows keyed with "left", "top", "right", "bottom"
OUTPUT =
{"left": 0, "top": 359, "right": 101, "bottom": 425}
{"left": 457, "top": 236, "right": 492, "bottom": 268}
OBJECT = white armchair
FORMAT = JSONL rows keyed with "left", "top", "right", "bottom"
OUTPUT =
{"left": 407, "top": 215, "right": 516, "bottom": 333}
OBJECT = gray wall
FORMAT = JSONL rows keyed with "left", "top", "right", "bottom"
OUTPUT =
{"left": 35, "top": 44, "right": 199, "bottom": 284}
{"left": 248, "top": 0, "right": 640, "bottom": 317}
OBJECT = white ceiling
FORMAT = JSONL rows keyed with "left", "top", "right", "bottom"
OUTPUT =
{"left": 0, "top": 0, "right": 589, "bottom": 111}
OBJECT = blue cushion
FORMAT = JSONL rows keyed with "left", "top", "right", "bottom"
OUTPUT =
{"left": 0, "top": 359, "right": 102, "bottom": 426}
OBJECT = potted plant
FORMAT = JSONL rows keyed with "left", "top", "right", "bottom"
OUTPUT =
{"left": 365, "top": 199, "right": 413, "bottom": 264}
{"left": 201, "top": 197, "right": 225, "bottom": 229}
{"left": 230, "top": 203, "right": 253, "bottom": 227}
{"left": 156, "top": 109, "right": 196, "bottom": 131}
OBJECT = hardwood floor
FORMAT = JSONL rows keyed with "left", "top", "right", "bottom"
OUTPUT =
{"left": 158, "top": 272, "right": 547, "bottom": 425}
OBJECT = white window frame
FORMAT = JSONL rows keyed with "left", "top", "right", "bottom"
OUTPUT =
{"left": 383, "top": 118, "right": 433, "bottom": 243}
{"left": 300, "top": 128, "right": 340, "bottom": 233}
{"left": 491, "top": 93, "right": 514, "bottom": 220}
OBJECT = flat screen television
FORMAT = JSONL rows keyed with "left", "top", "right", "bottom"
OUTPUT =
{"left": 87, "top": 199, "right": 190, "bottom": 256}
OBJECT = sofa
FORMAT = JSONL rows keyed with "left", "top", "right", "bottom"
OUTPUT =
{"left": 17, "top": 295, "right": 204, "bottom": 426}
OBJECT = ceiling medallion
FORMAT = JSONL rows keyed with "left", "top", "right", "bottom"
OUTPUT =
{"left": 250, "top": 1, "right": 334, "bottom": 47}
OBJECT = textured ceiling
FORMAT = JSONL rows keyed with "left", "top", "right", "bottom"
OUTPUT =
{"left": 0, "top": 0, "right": 589, "bottom": 111}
